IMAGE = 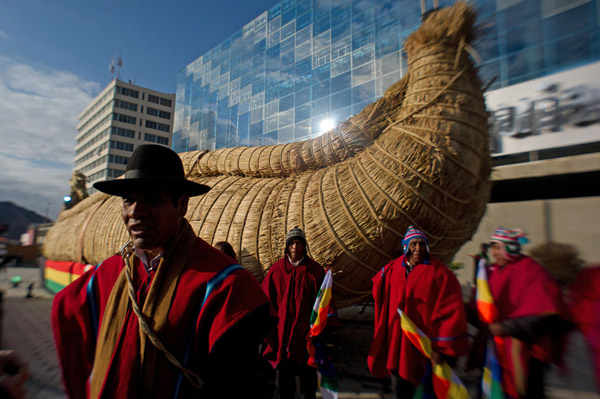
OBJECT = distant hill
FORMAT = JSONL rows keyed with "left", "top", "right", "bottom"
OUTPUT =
{"left": 0, "top": 201, "right": 52, "bottom": 240}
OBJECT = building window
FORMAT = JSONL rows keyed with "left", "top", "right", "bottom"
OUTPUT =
{"left": 144, "top": 133, "right": 169, "bottom": 145}
{"left": 114, "top": 99, "right": 138, "bottom": 112}
{"left": 108, "top": 154, "right": 129, "bottom": 165}
{"left": 148, "top": 94, "right": 173, "bottom": 107}
{"left": 107, "top": 168, "right": 124, "bottom": 178}
{"left": 145, "top": 120, "right": 170, "bottom": 132}
{"left": 113, "top": 113, "right": 136, "bottom": 125}
{"left": 109, "top": 140, "right": 134, "bottom": 152}
{"left": 115, "top": 86, "right": 139, "bottom": 98}
{"left": 111, "top": 126, "right": 135, "bottom": 138}
{"left": 147, "top": 107, "right": 171, "bottom": 119}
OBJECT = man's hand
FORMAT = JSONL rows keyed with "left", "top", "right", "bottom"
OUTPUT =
{"left": 0, "top": 350, "right": 29, "bottom": 399}
{"left": 489, "top": 322, "right": 504, "bottom": 337}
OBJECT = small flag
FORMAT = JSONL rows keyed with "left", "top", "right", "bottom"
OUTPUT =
{"left": 482, "top": 339, "right": 504, "bottom": 399}
{"left": 476, "top": 259, "right": 498, "bottom": 324}
{"left": 397, "top": 309, "right": 469, "bottom": 399}
{"left": 475, "top": 260, "right": 505, "bottom": 399}
{"left": 309, "top": 268, "right": 333, "bottom": 338}
{"left": 307, "top": 269, "right": 338, "bottom": 399}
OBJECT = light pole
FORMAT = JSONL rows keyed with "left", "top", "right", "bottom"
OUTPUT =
{"left": 45, "top": 202, "right": 51, "bottom": 220}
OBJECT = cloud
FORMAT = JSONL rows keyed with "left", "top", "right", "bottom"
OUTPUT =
{"left": 0, "top": 30, "right": 8, "bottom": 40}
{"left": 0, "top": 57, "right": 100, "bottom": 220}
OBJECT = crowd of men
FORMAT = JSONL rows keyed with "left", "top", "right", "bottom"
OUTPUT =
{"left": 3, "top": 145, "right": 596, "bottom": 399}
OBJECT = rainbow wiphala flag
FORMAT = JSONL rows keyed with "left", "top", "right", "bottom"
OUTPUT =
{"left": 476, "top": 259, "right": 505, "bottom": 399}
{"left": 397, "top": 309, "right": 470, "bottom": 399}
{"left": 307, "top": 268, "right": 338, "bottom": 399}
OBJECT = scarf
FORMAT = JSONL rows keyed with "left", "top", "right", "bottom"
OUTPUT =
{"left": 89, "top": 218, "right": 197, "bottom": 398}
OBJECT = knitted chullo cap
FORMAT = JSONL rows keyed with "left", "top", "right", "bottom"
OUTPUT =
{"left": 490, "top": 227, "right": 528, "bottom": 260}
{"left": 285, "top": 226, "right": 307, "bottom": 249}
{"left": 402, "top": 225, "right": 429, "bottom": 254}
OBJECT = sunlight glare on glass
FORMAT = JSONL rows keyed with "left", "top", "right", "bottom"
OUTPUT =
{"left": 319, "top": 118, "right": 335, "bottom": 133}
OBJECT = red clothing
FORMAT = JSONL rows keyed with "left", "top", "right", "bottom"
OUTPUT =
{"left": 52, "top": 237, "right": 272, "bottom": 399}
{"left": 568, "top": 265, "right": 600, "bottom": 389}
{"left": 368, "top": 255, "right": 468, "bottom": 386}
{"left": 261, "top": 256, "right": 325, "bottom": 367}
{"left": 488, "top": 255, "right": 564, "bottom": 396}
{"left": 489, "top": 255, "right": 563, "bottom": 323}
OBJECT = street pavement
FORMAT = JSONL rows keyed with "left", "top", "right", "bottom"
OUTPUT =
{"left": 0, "top": 266, "right": 598, "bottom": 399}
{"left": 1, "top": 266, "right": 65, "bottom": 399}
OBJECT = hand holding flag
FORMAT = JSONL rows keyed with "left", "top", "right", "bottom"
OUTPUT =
{"left": 397, "top": 309, "right": 470, "bottom": 399}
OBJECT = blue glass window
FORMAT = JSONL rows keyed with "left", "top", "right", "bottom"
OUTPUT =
{"left": 317, "top": 80, "right": 330, "bottom": 98}
{"left": 331, "top": 71, "right": 350, "bottom": 93}
{"left": 279, "top": 109, "right": 294, "bottom": 127}
{"left": 331, "top": 88, "right": 351, "bottom": 110}
{"left": 294, "top": 120, "right": 311, "bottom": 139}
{"left": 266, "top": 85, "right": 280, "bottom": 103}
{"left": 250, "top": 121, "right": 264, "bottom": 137}
{"left": 314, "top": 16, "right": 331, "bottom": 36}
{"left": 280, "top": 94, "right": 295, "bottom": 111}
{"left": 280, "top": 80, "right": 295, "bottom": 97}
{"left": 297, "top": 12, "right": 312, "bottom": 30}
{"left": 295, "top": 87, "right": 311, "bottom": 105}
{"left": 279, "top": 125, "right": 294, "bottom": 142}
{"left": 315, "top": 0, "right": 331, "bottom": 20}
{"left": 296, "top": 0, "right": 311, "bottom": 16}
{"left": 282, "top": 8, "right": 296, "bottom": 25}
{"left": 282, "top": 21, "right": 296, "bottom": 40}
{"left": 353, "top": 45, "right": 374, "bottom": 67}
{"left": 295, "top": 104, "right": 311, "bottom": 122}
{"left": 316, "top": 64, "right": 330, "bottom": 81}
{"left": 296, "top": 26, "right": 312, "bottom": 45}
{"left": 507, "top": 46, "right": 544, "bottom": 82}
{"left": 269, "top": 3, "right": 281, "bottom": 20}
{"left": 353, "top": 80, "right": 374, "bottom": 104}
{"left": 555, "top": 31, "right": 594, "bottom": 68}
{"left": 281, "top": 36, "right": 295, "bottom": 53}
{"left": 313, "top": 96, "right": 331, "bottom": 115}
{"left": 353, "top": 62, "right": 373, "bottom": 86}
{"left": 266, "top": 116, "right": 278, "bottom": 133}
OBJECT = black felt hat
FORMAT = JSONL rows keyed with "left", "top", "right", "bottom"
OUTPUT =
{"left": 93, "top": 144, "right": 210, "bottom": 197}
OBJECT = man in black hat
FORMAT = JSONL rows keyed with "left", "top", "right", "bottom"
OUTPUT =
{"left": 261, "top": 227, "right": 333, "bottom": 399}
{"left": 52, "top": 144, "right": 274, "bottom": 398}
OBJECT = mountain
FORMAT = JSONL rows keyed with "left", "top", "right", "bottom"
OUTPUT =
{"left": 0, "top": 201, "right": 52, "bottom": 240}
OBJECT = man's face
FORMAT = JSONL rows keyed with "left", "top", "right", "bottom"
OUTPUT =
{"left": 490, "top": 242, "right": 508, "bottom": 266}
{"left": 121, "top": 188, "right": 188, "bottom": 253}
{"left": 287, "top": 239, "right": 305, "bottom": 262}
{"left": 408, "top": 238, "right": 427, "bottom": 265}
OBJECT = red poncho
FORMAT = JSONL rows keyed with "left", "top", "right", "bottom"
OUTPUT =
{"left": 488, "top": 255, "right": 564, "bottom": 395}
{"left": 368, "top": 255, "right": 468, "bottom": 386}
{"left": 52, "top": 232, "right": 272, "bottom": 399}
{"left": 567, "top": 264, "right": 600, "bottom": 389}
{"left": 261, "top": 256, "right": 325, "bottom": 367}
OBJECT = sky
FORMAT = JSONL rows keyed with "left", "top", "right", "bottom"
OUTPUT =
{"left": 0, "top": 0, "right": 280, "bottom": 220}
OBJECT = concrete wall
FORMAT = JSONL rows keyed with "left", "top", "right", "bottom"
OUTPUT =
{"left": 453, "top": 196, "right": 600, "bottom": 286}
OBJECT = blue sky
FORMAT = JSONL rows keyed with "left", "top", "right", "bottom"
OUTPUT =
{"left": 0, "top": 0, "right": 279, "bottom": 220}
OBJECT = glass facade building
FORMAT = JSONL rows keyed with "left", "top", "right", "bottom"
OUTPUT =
{"left": 173, "top": 0, "right": 600, "bottom": 152}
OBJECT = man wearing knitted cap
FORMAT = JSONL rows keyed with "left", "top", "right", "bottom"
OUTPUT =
{"left": 261, "top": 227, "right": 332, "bottom": 399}
{"left": 368, "top": 225, "right": 468, "bottom": 398}
{"left": 486, "top": 228, "right": 566, "bottom": 399}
